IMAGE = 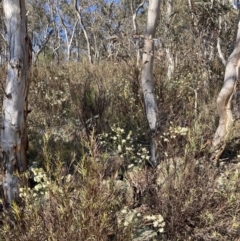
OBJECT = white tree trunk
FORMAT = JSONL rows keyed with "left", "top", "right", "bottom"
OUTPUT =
{"left": 132, "top": 0, "right": 145, "bottom": 66}
{"left": 141, "top": 0, "right": 161, "bottom": 166}
{"left": 211, "top": 4, "right": 240, "bottom": 163}
{"left": 75, "top": 0, "right": 93, "bottom": 64}
{"left": 59, "top": 12, "right": 78, "bottom": 62}
{"left": 2, "top": 0, "right": 31, "bottom": 204}
{"left": 165, "top": 0, "right": 174, "bottom": 80}
{"left": 217, "top": 0, "right": 226, "bottom": 66}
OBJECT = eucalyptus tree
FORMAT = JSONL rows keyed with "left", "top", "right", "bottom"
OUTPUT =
{"left": 217, "top": 0, "right": 227, "bottom": 66}
{"left": 132, "top": 0, "right": 145, "bottom": 66}
{"left": 141, "top": 0, "right": 161, "bottom": 166}
{"left": 211, "top": 1, "right": 240, "bottom": 162}
{"left": 28, "top": 0, "right": 73, "bottom": 64}
{"left": 164, "top": 0, "right": 174, "bottom": 79}
{"left": 84, "top": 0, "right": 131, "bottom": 62}
{"left": 27, "top": 0, "right": 54, "bottom": 64}
{"left": 75, "top": 0, "right": 93, "bottom": 64}
{"left": 58, "top": 0, "right": 79, "bottom": 62}
{"left": 1, "top": 0, "right": 31, "bottom": 204}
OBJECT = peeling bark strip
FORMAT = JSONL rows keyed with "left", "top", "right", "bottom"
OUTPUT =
{"left": 141, "top": 0, "right": 161, "bottom": 166}
{"left": 211, "top": 4, "right": 240, "bottom": 163}
{"left": 1, "top": 0, "right": 31, "bottom": 204}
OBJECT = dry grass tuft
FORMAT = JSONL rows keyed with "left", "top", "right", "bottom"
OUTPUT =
{"left": 1, "top": 58, "right": 240, "bottom": 240}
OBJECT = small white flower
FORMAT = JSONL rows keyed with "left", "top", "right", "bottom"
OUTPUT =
{"left": 123, "top": 221, "right": 129, "bottom": 227}
{"left": 153, "top": 221, "right": 159, "bottom": 227}
{"left": 158, "top": 227, "right": 164, "bottom": 233}
{"left": 117, "top": 145, "right": 122, "bottom": 152}
{"left": 128, "top": 164, "right": 134, "bottom": 169}
{"left": 66, "top": 174, "right": 72, "bottom": 183}
{"left": 157, "top": 215, "right": 164, "bottom": 223}
{"left": 121, "top": 208, "right": 128, "bottom": 214}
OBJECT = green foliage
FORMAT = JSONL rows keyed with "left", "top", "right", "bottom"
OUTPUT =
{"left": 37, "top": 47, "right": 54, "bottom": 64}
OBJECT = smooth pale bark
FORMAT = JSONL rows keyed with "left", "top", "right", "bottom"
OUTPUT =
{"left": 211, "top": 5, "right": 240, "bottom": 162}
{"left": 217, "top": 37, "right": 227, "bottom": 66}
{"left": 165, "top": 0, "right": 174, "bottom": 80}
{"left": 2, "top": 0, "right": 31, "bottom": 204}
{"left": 132, "top": 0, "right": 145, "bottom": 66}
{"left": 217, "top": 0, "right": 226, "bottom": 66}
{"left": 75, "top": 0, "right": 93, "bottom": 64}
{"left": 141, "top": 0, "right": 161, "bottom": 166}
{"left": 59, "top": 11, "right": 78, "bottom": 62}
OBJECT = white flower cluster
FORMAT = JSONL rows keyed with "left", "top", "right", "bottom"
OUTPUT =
{"left": 34, "top": 74, "right": 70, "bottom": 122}
{"left": 161, "top": 122, "right": 188, "bottom": 142}
{"left": 169, "top": 126, "right": 188, "bottom": 137}
{"left": 99, "top": 125, "right": 150, "bottom": 166}
{"left": 118, "top": 206, "right": 141, "bottom": 227}
{"left": 144, "top": 214, "right": 165, "bottom": 233}
{"left": 19, "top": 167, "right": 50, "bottom": 199}
{"left": 118, "top": 206, "right": 165, "bottom": 234}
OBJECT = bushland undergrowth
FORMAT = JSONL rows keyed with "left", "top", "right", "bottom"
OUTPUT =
{"left": 0, "top": 59, "right": 240, "bottom": 240}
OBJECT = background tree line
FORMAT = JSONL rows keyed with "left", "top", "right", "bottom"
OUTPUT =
{"left": 0, "top": 0, "right": 234, "bottom": 66}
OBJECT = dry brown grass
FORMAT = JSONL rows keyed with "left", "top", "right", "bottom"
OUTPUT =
{"left": 1, "top": 56, "right": 240, "bottom": 241}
